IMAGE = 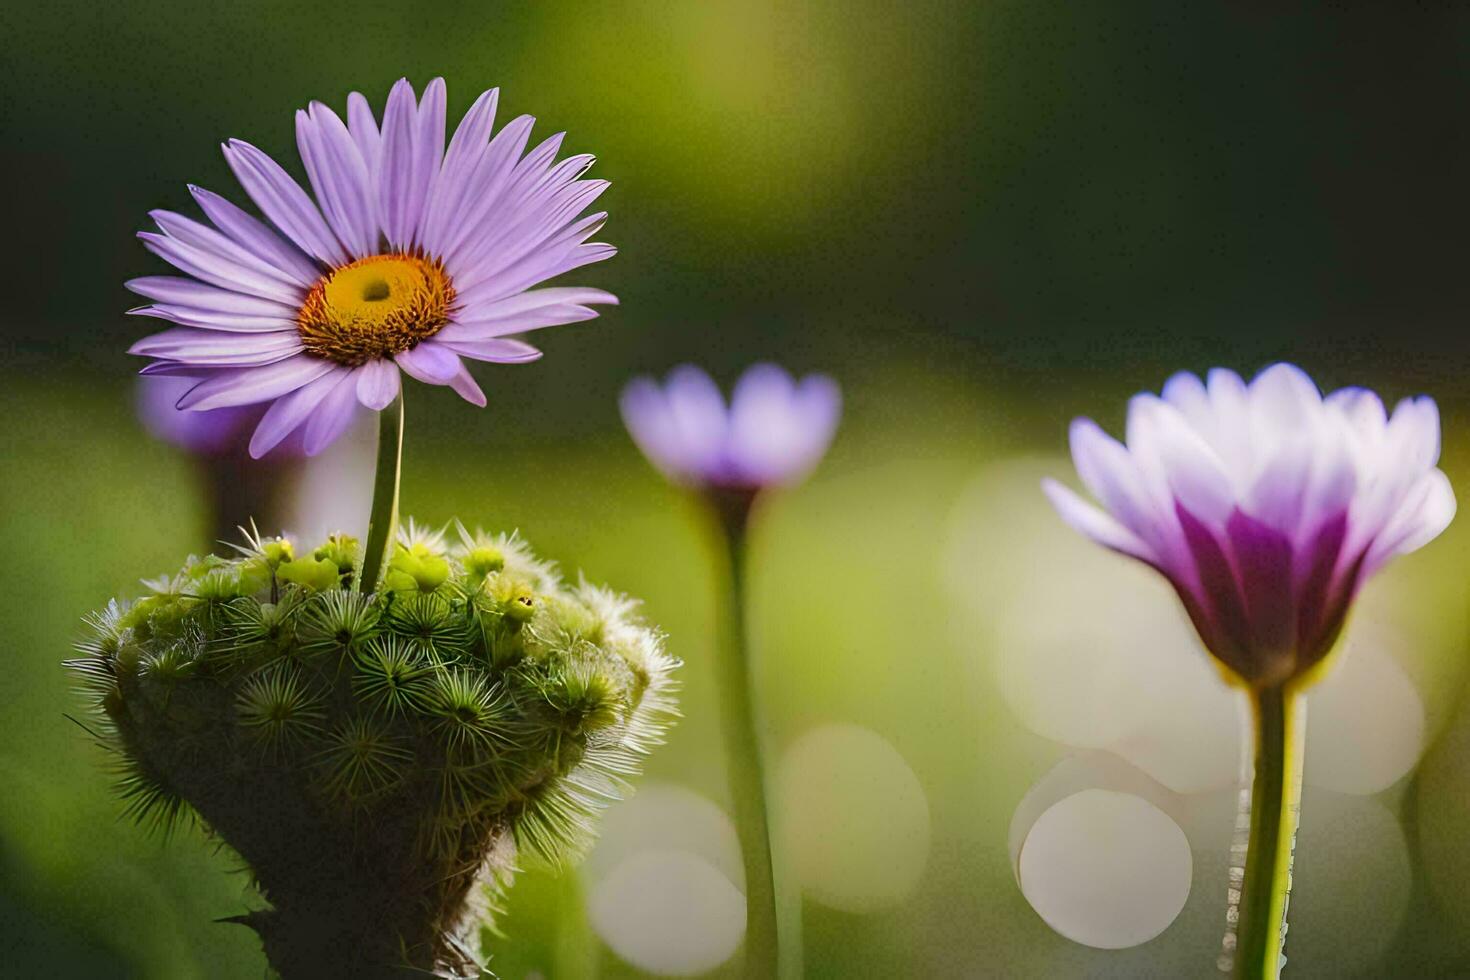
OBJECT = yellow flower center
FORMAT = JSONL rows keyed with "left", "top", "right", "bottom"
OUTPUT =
{"left": 297, "top": 253, "right": 455, "bottom": 366}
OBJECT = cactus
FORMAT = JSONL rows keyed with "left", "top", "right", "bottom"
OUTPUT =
{"left": 68, "top": 522, "right": 678, "bottom": 979}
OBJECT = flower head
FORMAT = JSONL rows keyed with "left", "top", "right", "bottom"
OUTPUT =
{"left": 620, "top": 363, "right": 841, "bottom": 493}
{"left": 1043, "top": 363, "right": 1455, "bottom": 687}
{"left": 128, "top": 77, "right": 617, "bottom": 458}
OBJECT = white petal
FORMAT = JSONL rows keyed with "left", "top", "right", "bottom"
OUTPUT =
{"left": 1042, "top": 479, "right": 1156, "bottom": 563}
{"left": 1070, "top": 416, "right": 1164, "bottom": 546}
{"left": 1138, "top": 396, "right": 1237, "bottom": 525}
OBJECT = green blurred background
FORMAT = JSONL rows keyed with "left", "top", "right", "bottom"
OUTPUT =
{"left": 4, "top": 2, "right": 1470, "bottom": 977}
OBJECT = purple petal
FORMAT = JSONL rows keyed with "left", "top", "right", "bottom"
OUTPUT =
{"left": 727, "top": 364, "right": 819, "bottom": 484}
{"left": 346, "top": 91, "right": 382, "bottom": 171}
{"left": 127, "top": 304, "right": 296, "bottom": 333}
{"left": 1385, "top": 396, "right": 1441, "bottom": 470}
{"left": 410, "top": 77, "right": 447, "bottom": 249}
{"left": 439, "top": 338, "right": 543, "bottom": 364}
{"left": 222, "top": 138, "right": 348, "bottom": 266}
{"left": 457, "top": 232, "right": 614, "bottom": 309}
{"left": 179, "top": 355, "right": 336, "bottom": 411}
{"left": 1295, "top": 434, "right": 1357, "bottom": 542}
{"left": 436, "top": 304, "right": 602, "bottom": 342}
{"left": 297, "top": 103, "right": 378, "bottom": 258}
{"left": 301, "top": 371, "right": 361, "bottom": 455}
{"left": 1225, "top": 509, "right": 1295, "bottom": 657}
{"left": 129, "top": 327, "right": 302, "bottom": 365}
{"left": 126, "top": 276, "right": 298, "bottom": 317}
{"left": 1160, "top": 370, "right": 1209, "bottom": 422}
{"left": 378, "top": 78, "right": 429, "bottom": 250}
{"left": 1293, "top": 511, "right": 1349, "bottom": 660}
{"left": 420, "top": 87, "right": 499, "bottom": 255}
{"left": 459, "top": 287, "right": 617, "bottom": 322}
{"left": 354, "top": 358, "right": 401, "bottom": 410}
{"left": 248, "top": 367, "right": 349, "bottom": 458}
{"left": 1174, "top": 503, "right": 1252, "bottom": 672}
{"left": 438, "top": 114, "right": 536, "bottom": 263}
{"left": 662, "top": 365, "right": 728, "bottom": 479}
{"left": 137, "top": 232, "right": 303, "bottom": 306}
{"left": 188, "top": 185, "right": 322, "bottom": 286}
{"left": 394, "top": 342, "right": 460, "bottom": 384}
{"left": 620, "top": 378, "right": 691, "bottom": 482}
{"left": 447, "top": 364, "right": 487, "bottom": 407}
{"left": 149, "top": 209, "right": 305, "bottom": 290}
{"left": 139, "top": 361, "right": 213, "bottom": 377}
{"left": 449, "top": 169, "right": 606, "bottom": 290}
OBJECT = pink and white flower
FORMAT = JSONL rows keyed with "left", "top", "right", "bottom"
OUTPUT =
{"left": 1043, "top": 363, "right": 1455, "bottom": 685}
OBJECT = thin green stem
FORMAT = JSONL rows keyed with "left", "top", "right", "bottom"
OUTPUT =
{"left": 1233, "top": 684, "right": 1305, "bottom": 980}
{"left": 358, "top": 394, "right": 403, "bottom": 594}
{"left": 713, "top": 498, "right": 800, "bottom": 979}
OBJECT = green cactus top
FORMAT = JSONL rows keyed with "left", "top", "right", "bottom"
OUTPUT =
{"left": 68, "top": 521, "right": 679, "bottom": 978}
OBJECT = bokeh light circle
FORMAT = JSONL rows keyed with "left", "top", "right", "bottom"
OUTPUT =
{"left": 776, "top": 723, "right": 930, "bottom": 913}
{"left": 587, "top": 849, "right": 746, "bottom": 977}
{"left": 1304, "top": 637, "right": 1425, "bottom": 795}
{"left": 1017, "top": 789, "right": 1192, "bottom": 949}
{"left": 581, "top": 783, "right": 746, "bottom": 975}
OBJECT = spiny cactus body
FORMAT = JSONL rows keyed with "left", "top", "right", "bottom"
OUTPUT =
{"left": 69, "top": 523, "right": 678, "bottom": 979}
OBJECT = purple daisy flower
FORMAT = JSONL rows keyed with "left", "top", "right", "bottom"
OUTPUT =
{"left": 128, "top": 77, "right": 617, "bottom": 458}
{"left": 1043, "top": 362, "right": 1455, "bottom": 686}
{"left": 620, "top": 363, "right": 841, "bottom": 492}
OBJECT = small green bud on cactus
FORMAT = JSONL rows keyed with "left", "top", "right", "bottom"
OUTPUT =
{"left": 464, "top": 546, "right": 506, "bottom": 578}
{"left": 277, "top": 556, "right": 341, "bottom": 592}
{"left": 312, "top": 533, "right": 360, "bottom": 575}
{"left": 261, "top": 537, "right": 295, "bottom": 567}
{"left": 67, "top": 523, "right": 679, "bottom": 979}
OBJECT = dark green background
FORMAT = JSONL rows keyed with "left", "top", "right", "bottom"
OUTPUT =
{"left": 3, "top": 2, "right": 1470, "bottom": 977}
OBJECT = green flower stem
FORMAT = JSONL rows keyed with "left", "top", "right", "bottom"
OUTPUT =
{"left": 712, "top": 494, "right": 800, "bottom": 980}
{"left": 358, "top": 393, "right": 404, "bottom": 594}
{"left": 1235, "top": 683, "right": 1306, "bottom": 980}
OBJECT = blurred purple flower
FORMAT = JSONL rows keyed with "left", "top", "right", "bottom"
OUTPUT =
{"left": 620, "top": 363, "right": 841, "bottom": 492}
{"left": 136, "top": 375, "right": 266, "bottom": 456}
{"left": 128, "top": 76, "right": 617, "bottom": 459}
{"left": 1044, "top": 363, "right": 1454, "bottom": 686}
